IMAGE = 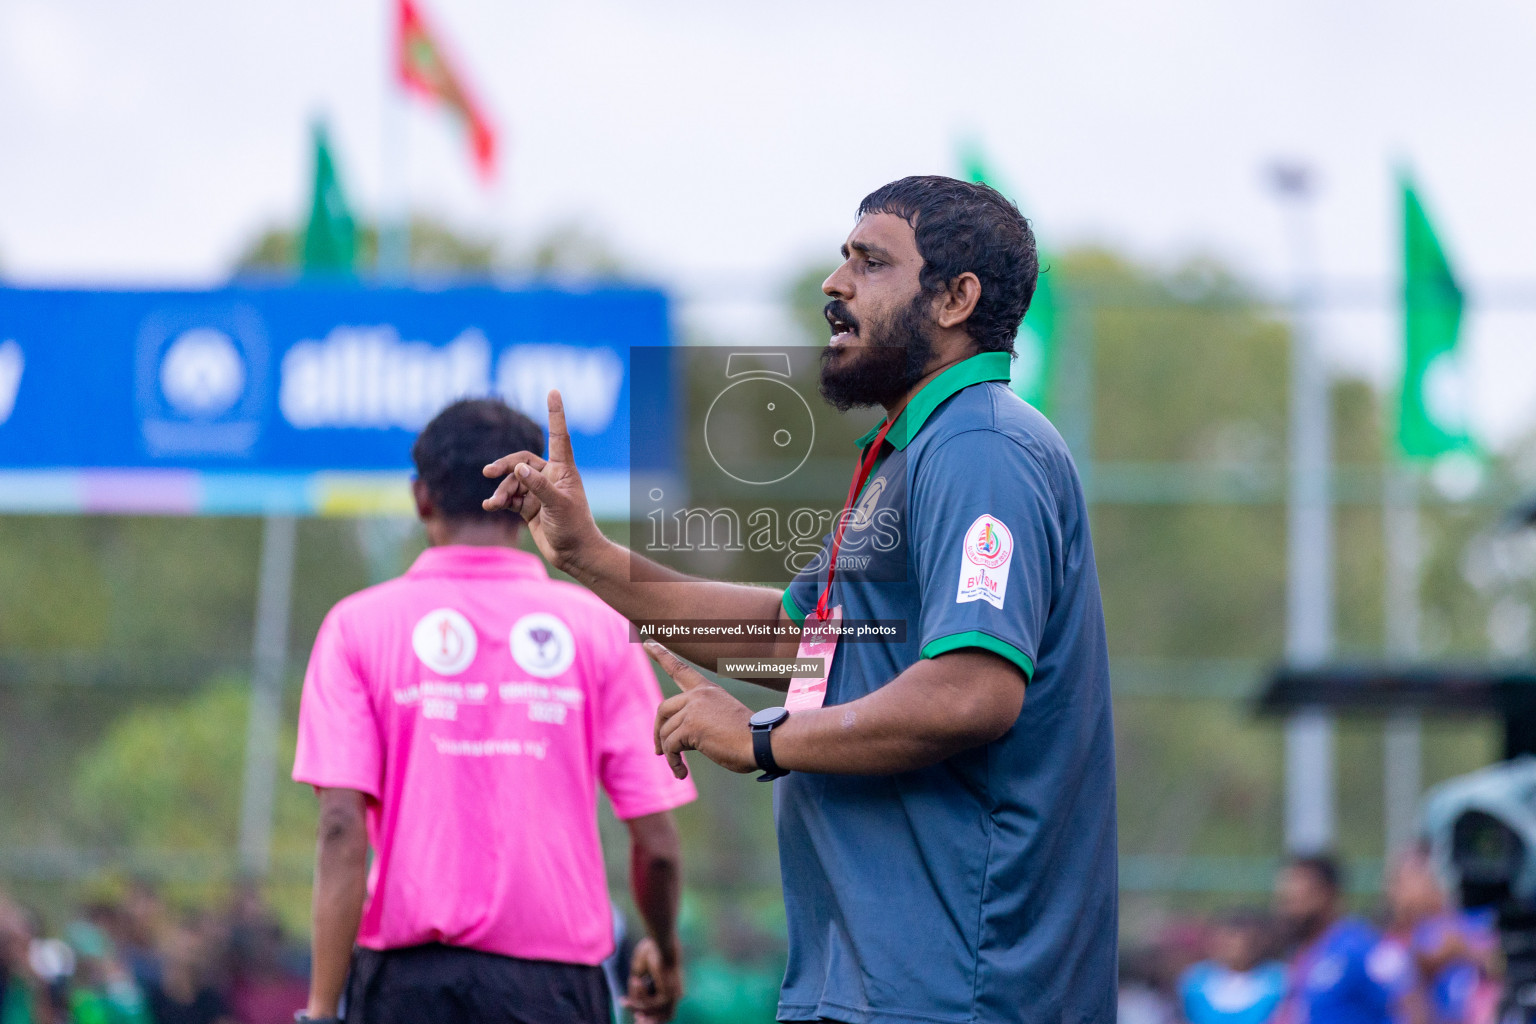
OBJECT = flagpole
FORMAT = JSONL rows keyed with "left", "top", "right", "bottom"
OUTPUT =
{"left": 1269, "top": 161, "right": 1336, "bottom": 854}
{"left": 1381, "top": 170, "right": 1471, "bottom": 856}
{"left": 1383, "top": 463, "right": 1422, "bottom": 854}
{"left": 379, "top": 0, "right": 410, "bottom": 280}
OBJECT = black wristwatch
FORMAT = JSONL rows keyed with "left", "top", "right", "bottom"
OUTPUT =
{"left": 750, "top": 706, "right": 790, "bottom": 782}
{"left": 295, "top": 1014, "right": 341, "bottom": 1023}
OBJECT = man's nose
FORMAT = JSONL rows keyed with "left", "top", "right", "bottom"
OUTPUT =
{"left": 822, "top": 263, "right": 852, "bottom": 299}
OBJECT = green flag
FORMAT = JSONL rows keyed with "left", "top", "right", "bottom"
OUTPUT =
{"left": 1398, "top": 172, "right": 1471, "bottom": 460}
{"left": 960, "top": 141, "right": 1056, "bottom": 412}
{"left": 302, "top": 122, "right": 357, "bottom": 275}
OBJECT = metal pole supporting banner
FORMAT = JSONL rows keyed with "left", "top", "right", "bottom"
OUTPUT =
{"left": 1383, "top": 465, "right": 1423, "bottom": 855}
{"left": 1271, "top": 164, "right": 1336, "bottom": 853}
{"left": 238, "top": 514, "right": 298, "bottom": 878}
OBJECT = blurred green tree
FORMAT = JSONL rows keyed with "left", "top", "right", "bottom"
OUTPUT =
{"left": 234, "top": 216, "right": 496, "bottom": 277}
{"left": 69, "top": 682, "right": 315, "bottom": 931}
{"left": 233, "top": 217, "right": 631, "bottom": 280}
{"left": 0, "top": 517, "right": 369, "bottom": 875}
{"left": 785, "top": 262, "right": 838, "bottom": 344}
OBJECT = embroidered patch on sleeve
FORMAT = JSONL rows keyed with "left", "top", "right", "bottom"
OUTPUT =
{"left": 955, "top": 514, "right": 1013, "bottom": 609}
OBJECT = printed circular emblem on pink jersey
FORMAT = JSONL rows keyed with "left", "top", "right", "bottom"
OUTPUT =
{"left": 963, "top": 514, "right": 1013, "bottom": 569}
{"left": 510, "top": 613, "right": 576, "bottom": 678}
{"left": 411, "top": 608, "right": 478, "bottom": 676}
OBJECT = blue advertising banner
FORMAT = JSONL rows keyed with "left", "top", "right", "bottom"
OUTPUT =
{"left": 0, "top": 286, "right": 670, "bottom": 517}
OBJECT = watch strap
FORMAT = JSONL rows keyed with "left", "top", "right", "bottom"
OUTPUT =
{"left": 752, "top": 722, "right": 787, "bottom": 781}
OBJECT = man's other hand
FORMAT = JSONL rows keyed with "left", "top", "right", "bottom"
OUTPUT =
{"left": 482, "top": 389, "right": 603, "bottom": 572}
{"left": 647, "top": 641, "right": 755, "bottom": 778}
{"left": 624, "top": 935, "right": 683, "bottom": 1024}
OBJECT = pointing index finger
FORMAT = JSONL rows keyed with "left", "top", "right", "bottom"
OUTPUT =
{"left": 643, "top": 640, "right": 706, "bottom": 691}
{"left": 546, "top": 390, "right": 574, "bottom": 464}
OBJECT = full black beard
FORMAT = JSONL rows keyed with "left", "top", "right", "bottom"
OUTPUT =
{"left": 818, "top": 293, "right": 935, "bottom": 413}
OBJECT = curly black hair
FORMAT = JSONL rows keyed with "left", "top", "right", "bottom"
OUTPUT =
{"left": 412, "top": 398, "right": 545, "bottom": 522}
{"left": 857, "top": 175, "right": 1038, "bottom": 355}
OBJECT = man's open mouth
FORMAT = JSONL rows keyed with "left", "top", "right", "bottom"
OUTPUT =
{"left": 825, "top": 308, "right": 859, "bottom": 347}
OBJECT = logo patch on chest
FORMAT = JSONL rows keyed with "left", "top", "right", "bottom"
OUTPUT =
{"left": 850, "top": 475, "right": 888, "bottom": 530}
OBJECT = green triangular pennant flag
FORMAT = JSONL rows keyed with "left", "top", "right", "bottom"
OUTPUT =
{"left": 1398, "top": 171, "right": 1472, "bottom": 460}
{"left": 961, "top": 140, "right": 1056, "bottom": 413}
{"left": 302, "top": 122, "right": 357, "bottom": 276}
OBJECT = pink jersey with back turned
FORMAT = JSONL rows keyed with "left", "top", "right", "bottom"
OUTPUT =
{"left": 293, "top": 545, "right": 695, "bottom": 965}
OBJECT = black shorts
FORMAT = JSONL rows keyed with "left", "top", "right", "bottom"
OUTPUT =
{"left": 343, "top": 943, "right": 611, "bottom": 1024}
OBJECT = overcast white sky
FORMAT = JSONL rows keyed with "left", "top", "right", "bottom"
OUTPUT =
{"left": 2, "top": 0, "right": 1534, "bottom": 448}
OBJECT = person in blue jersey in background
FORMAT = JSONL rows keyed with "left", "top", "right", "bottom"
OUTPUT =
{"left": 1180, "top": 909, "right": 1287, "bottom": 1024}
{"left": 1382, "top": 846, "right": 1499, "bottom": 1024}
{"left": 1273, "top": 854, "right": 1425, "bottom": 1024}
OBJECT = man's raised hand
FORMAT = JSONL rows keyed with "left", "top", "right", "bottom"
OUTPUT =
{"left": 483, "top": 390, "right": 602, "bottom": 572}
{"left": 647, "top": 640, "right": 756, "bottom": 779}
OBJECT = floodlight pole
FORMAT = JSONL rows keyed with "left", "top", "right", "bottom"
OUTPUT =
{"left": 237, "top": 514, "right": 297, "bottom": 878}
{"left": 1270, "top": 162, "right": 1336, "bottom": 854}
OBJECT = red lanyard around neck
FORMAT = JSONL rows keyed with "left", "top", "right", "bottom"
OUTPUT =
{"left": 816, "top": 416, "right": 895, "bottom": 621}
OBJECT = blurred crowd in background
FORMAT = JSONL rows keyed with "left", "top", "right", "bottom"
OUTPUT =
{"left": 0, "top": 842, "right": 1505, "bottom": 1024}
{"left": 0, "top": 875, "right": 796, "bottom": 1024}
{"left": 0, "top": 881, "right": 307, "bottom": 1024}
{"left": 1120, "top": 847, "right": 1500, "bottom": 1024}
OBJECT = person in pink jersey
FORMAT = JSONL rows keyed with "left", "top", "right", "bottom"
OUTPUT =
{"left": 292, "top": 398, "right": 696, "bottom": 1024}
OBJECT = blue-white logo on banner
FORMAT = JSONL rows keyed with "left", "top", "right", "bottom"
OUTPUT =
{"left": 137, "top": 302, "right": 268, "bottom": 457}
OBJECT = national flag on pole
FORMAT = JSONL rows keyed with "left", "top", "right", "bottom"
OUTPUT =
{"left": 397, "top": 0, "right": 497, "bottom": 181}
{"left": 302, "top": 121, "right": 357, "bottom": 275}
{"left": 1398, "top": 171, "right": 1472, "bottom": 460}
{"left": 961, "top": 141, "right": 1057, "bottom": 413}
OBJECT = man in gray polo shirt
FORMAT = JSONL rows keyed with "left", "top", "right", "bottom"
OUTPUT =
{"left": 484, "top": 176, "right": 1117, "bottom": 1024}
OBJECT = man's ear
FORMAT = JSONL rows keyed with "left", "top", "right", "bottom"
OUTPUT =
{"left": 934, "top": 272, "right": 982, "bottom": 330}
{"left": 411, "top": 478, "right": 435, "bottom": 522}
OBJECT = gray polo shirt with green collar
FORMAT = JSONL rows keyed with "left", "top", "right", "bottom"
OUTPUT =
{"left": 777, "top": 351, "right": 1117, "bottom": 1024}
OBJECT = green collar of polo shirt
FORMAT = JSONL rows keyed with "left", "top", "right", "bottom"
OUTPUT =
{"left": 853, "top": 351, "right": 1012, "bottom": 452}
